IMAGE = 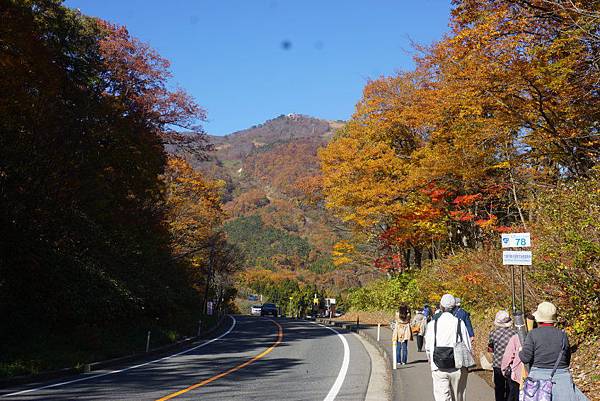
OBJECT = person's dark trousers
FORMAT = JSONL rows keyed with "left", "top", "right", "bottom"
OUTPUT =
{"left": 493, "top": 367, "right": 509, "bottom": 401}
{"left": 507, "top": 379, "right": 519, "bottom": 401}
{"left": 416, "top": 334, "right": 424, "bottom": 351}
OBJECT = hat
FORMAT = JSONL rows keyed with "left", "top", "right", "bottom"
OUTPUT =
{"left": 455, "top": 297, "right": 462, "bottom": 306}
{"left": 533, "top": 301, "right": 557, "bottom": 323}
{"left": 494, "top": 310, "right": 512, "bottom": 328}
{"left": 440, "top": 294, "right": 456, "bottom": 309}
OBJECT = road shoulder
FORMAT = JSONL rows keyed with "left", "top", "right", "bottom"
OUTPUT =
{"left": 352, "top": 332, "right": 391, "bottom": 401}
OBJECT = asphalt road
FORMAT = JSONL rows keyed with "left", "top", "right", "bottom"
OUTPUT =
{"left": 0, "top": 316, "right": 371, "bottom": 401}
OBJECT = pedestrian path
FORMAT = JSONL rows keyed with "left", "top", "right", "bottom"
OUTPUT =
{"left": 326, "top": 320, "right": 494, "bottom": 401}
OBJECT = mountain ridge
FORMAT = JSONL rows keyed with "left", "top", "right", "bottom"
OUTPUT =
{"left": 167, "top": 113, "right": 381, "bottom": 291}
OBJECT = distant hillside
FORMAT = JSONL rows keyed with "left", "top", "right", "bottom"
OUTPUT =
{"left": 210, "top": 114, "right": 337, "bottom": 161}
{"left": 168, "top": 114, "right": 381, "bottom": 291}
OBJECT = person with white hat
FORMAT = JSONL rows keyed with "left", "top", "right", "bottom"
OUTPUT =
{"left": 488, "top": 310, "right": 516, "bottom": 401}
{"left": 519, "top": 302, "right": 590, "bottom": 401}
{"left": 425, "top": 294, "right": 472, "bottom": 401}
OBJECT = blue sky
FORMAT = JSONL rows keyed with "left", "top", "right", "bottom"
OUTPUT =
{"left": 65, "top": 0, "right": 452, "bottom": 135}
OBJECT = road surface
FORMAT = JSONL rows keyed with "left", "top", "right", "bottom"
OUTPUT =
{"left": 0, "top": 316, "right": 371, "bottom": 400}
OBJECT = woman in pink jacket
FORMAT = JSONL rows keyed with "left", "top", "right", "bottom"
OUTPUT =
{"left": 501, "top": 334, "right": 523, "bottom": 401}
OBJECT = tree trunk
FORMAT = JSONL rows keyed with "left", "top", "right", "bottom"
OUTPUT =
{"left": 414, "top": 247, "right": 422, "bottom": 268}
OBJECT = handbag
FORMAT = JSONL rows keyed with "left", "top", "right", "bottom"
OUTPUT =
{"left": 454, "top": 318, "right": 476, "bottom": 368}
{"left": 519, "top": 333, "right": 566, "bottom": 401}
{"left": 433, "top": 317, "right": 456, "bottom": 369}
{"left": 503, "top": 365, "right": 513, "bottom": 380}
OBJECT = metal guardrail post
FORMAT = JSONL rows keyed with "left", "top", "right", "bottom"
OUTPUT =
{"left": 145, "top": 331, "right": 151, "bottom": 353}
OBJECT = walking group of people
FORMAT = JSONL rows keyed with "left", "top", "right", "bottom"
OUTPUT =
{"left": 391, "top": 294, "right": 589, "bottom": 401}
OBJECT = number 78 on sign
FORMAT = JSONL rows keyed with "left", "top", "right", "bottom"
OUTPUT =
{"left": 501, "top": 233, "right": 531, "bottom": 248}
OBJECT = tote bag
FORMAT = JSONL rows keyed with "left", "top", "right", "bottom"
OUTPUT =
{"left": 454, "top": 318, "right": 476, "bottom": 368}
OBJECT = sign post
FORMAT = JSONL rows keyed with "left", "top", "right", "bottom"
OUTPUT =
{"left": 502, "top": 233, "right": 531, "bottom": 314}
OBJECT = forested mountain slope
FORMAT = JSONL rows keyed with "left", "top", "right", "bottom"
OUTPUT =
{"left": 169, "top": 114, "right": 382, "bottom": 292}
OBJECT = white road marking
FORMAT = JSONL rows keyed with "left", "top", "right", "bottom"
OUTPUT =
{"left": 320, "top": 324, "right": 350, "bottom": 401}
{"left": 1, "top": 316, "right": 237, "bottom": 398}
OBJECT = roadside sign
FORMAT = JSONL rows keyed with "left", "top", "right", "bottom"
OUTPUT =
{"left": 207, "top": 301, "right": 214, "bottom": 316}
{"left": 503, "top": 251, "right": 532, "bottom": 265}
{"left": 501, "top": 233, "right": 531, "bottom": 248}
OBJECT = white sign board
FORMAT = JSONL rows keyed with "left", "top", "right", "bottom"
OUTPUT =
{"left": 501, "top": 233, "right": 531, "bottom": 248}
{"left": 503, "top": 251, "right": 532, "bottom": 265}
{"left": 207, "top": 301, "right": 214, "bottom": 316}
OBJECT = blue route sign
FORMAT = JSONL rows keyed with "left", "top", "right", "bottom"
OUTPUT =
{"left": 501, "top": 233, "right": 531, "bottom": 248}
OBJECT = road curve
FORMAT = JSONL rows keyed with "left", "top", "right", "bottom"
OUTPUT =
{"left": 0, "top": 316, "right": 371, "bottom": 401}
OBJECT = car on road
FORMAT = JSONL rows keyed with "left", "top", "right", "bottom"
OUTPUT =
{"left": 260, "top": 303, "right": 278, "bottom": 317}
{"left": 250, "top": 305, "right": 262, "bottom": 316}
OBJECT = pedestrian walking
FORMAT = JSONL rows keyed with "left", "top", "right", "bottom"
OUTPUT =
{"left": 423, "top": 304, "right": 433, "bottom": 321}
{"left": 425, "top": 294, "right": 471, "bottom": 401}
{"left": 518, "top": 301, "right": 590, "bottom": 401}
{"left": 501, "top": 334, "right": 524, "bottom": 401}
{"left": 411, "top": 309, "right": 427, "bottom": 352}
{"left": 392, "top": 305, "right": 412, "bottom": 365}
{"left": 488, "top": 310, "right": 516, "bottom": 401}
{"left": 453, "top": 297, "right": 474, "bottom": 342}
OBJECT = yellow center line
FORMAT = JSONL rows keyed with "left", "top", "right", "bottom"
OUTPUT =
{"left": 155, "top": 319, "right": 284, "bottom": 401}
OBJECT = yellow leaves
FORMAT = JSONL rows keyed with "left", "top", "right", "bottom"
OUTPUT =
{"left": 332, "top": 240, "right": 355, "bottom": 267}
{"left": 319, "top": 130, "right": 409, "bottom": 228}
{"left": 162, "top": 157, "right": 226, "bottom": 257}
{"left": 489, "top": 161, "right": 510, "bottom": 169}
{"left": 238, "top": 268, "right": 296, "bottom": 288}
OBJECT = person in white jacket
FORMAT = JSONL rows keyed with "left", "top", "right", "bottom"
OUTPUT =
{"left": 425, "top": 293, "right": 472, "bottom": 401}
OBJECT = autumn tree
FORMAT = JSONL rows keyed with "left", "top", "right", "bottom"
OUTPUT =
{"left": 0, "top": 0, "right": 211, "bottom": 374}
{"left": 320, "top": 0, "right": 599, "bottom": 272}
{"left": 162, "top": 157, "right": 225, "bottom": 259}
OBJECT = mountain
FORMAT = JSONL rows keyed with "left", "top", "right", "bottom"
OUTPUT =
{"left": 168, "top": 114, "right": 381, "bottom": 291}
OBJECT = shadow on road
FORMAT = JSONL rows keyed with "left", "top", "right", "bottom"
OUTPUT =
{"left": 2, "top": 315, "right": 346, "bottom": 400}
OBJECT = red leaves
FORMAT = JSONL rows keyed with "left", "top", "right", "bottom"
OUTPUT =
{"left": 420, "top": 185, "right": 454, "bottom": 203}
{"left": 452, "top": 193, "right": 482, "bottom": 206}
{"left": 97, "top": 20, "right": 207, "bottom": 138}
{"left": 374, "top": 254, "right": 403, "bottom": 274}
{"left": 494, "top": 225, "right": 513, "bottom": 233}
{"left": 449, "top": 210, "right": 475, "bottom": 221}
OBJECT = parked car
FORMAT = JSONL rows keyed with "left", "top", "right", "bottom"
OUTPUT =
{"left": 260, "top": 303, "right": 278, "bottom": 317}
{"left": 250, "top": 305, "right": 262, "bottom": 316}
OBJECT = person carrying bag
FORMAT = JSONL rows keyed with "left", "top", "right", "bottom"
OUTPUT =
{"left": 425, "top": 294, "right": 472, "bottom": 401}
{"left": 519, "top": 334, "right": 565, "bottom": 401}
{"left": 433, "top": 317, "right": 475, "bottom": 369}
{"left": 518, "top": 302, "right": 590, "bottom": 401}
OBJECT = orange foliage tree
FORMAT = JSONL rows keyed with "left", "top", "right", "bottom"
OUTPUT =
{"left": 320, "top": 0, "right": 599, "bottom": 272}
